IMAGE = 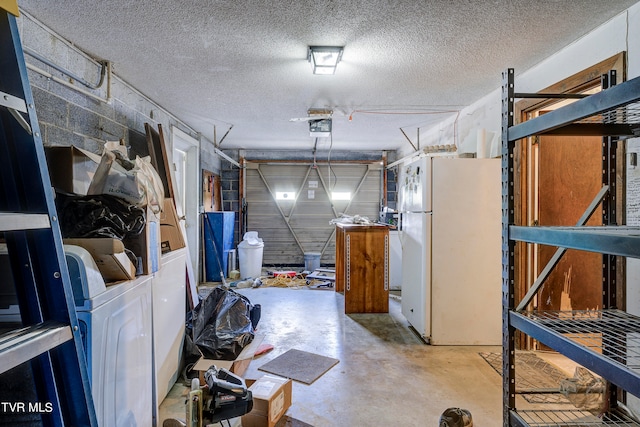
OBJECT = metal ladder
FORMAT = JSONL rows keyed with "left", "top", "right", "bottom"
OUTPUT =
{"left": 0, "top": 8, "right": 97, "bottom": 426}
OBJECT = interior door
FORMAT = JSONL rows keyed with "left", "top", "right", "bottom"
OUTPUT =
{"left": 171, "top": 127, "right": 200, "bottom": 277}
{"left": 537, "top": 134, "right": 603, "bottom": 311}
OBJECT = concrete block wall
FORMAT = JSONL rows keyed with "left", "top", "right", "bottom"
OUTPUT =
{"left": 16, "top": 11, "right": 393, "bottom": 255}
{"left": 17, "top": 11, "right": 220, "bottom": 176}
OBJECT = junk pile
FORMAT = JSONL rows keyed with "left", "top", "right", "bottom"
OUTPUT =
{"left": 189, "top": 286, "right": 260, "bottom": 360}
{"left": 261, "top": 271, "right": 308, "bottom": 289}
{"left": 56, "top": 191, "right": 146, "bottom": 240}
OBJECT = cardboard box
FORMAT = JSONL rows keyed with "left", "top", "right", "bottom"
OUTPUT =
{"left": 45, "top": 146, "right": 101, "bottom": 195}
{"left": 63, "top": 238, "right": 136, "bottom": 282}
{"left": 123, "top": 206, "right": 161, "bottom": 275}
{"left": 241, "top": 375, "right": 292, "bottom": 427}
{"left": 193, "top": 334, "right": 264, "bottom": 383}
{"left": 159, "top": 198, "right": 186, "bottom": 253}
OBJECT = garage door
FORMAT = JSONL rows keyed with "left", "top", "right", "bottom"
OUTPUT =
{"left": 244, "top": 162, "right": 382, "bottom": 266}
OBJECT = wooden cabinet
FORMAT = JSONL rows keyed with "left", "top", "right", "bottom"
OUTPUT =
{"left": 335, "top": 223, "right": 389, "bottom": 313}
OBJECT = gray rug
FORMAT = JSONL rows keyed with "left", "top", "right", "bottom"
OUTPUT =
{"left": 258, "top": 349, "right": 339, "bottom": 385}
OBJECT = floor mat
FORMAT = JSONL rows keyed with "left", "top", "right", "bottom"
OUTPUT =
{"left": 479, "top": 351, "right": 572, "bottom": 404}
{"left": 258, "top": 349, "right": 339, "bottom": 385}
{"left": 275, "top": 415, "right": 314, "bottom": 427}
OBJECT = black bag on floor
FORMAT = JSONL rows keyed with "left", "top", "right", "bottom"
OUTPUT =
{"left": 192, "top": 286, "right": 260, "bottom": 360}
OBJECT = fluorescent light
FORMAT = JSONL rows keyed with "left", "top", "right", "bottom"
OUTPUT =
{"left": 276, "top": 191, "right": 296, "bottom": 200}
{"left": 308, "top": 46, "right": 344, "bottom": 75}
{"left": 331, "top": 191, "right": 351, "bottom": 201}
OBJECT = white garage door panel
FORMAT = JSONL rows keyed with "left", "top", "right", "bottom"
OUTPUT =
{"left": 246, "top": 163, "right": 381, "bottom": 266}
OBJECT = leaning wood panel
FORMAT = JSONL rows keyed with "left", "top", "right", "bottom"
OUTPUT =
{"left": 145, "top": 123, "right": 174, "bottom": 199}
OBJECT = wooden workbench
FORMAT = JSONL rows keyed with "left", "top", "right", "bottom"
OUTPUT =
{"left": 335, "top": 223, "right": 389, "bottom": 313}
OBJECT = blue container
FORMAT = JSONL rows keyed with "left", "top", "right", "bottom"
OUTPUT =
{"left": 204, "top": 212, "right": 235, "bottom": 282}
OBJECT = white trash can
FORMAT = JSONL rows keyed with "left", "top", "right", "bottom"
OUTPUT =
{"left": 237, "top": 231, "right": 264, "bottom": 279}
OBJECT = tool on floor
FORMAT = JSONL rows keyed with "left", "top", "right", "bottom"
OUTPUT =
{"left": 0, "top": 8, "right": 97, "bottom": 425}
{"left": 186, "top": 377, "right": 203, "bottom": 427}
{"left": 185, "top": 365, "right": 253, "bottom": 427}
{"left": 305, "top": 268, "right": 335, "bottom": 288}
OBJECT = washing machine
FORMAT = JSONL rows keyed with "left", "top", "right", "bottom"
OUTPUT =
{"left": 0, "top": 245, "right": 153, "bottom": 426}
{"left": 66, "top": 245, "right": 153, "bottom": 427}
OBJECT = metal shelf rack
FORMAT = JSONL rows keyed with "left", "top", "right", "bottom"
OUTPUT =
{"left": 512, "top": 409, "right": 640, "bottom": 426}
{"left": 502, "top": 68, "right": 640, "bottom": 427}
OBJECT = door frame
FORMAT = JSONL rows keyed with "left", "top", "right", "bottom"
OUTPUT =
{"left": 171, "top": 126, "right": 201, "bottom": 278}
{"left": 513, "top": 52, "right": 627, "bottom": 348}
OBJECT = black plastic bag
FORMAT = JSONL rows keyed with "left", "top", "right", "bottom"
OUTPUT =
{"left": 55, "top": 191, "right": 145, "bottom": 240}
{"left": 192, "top": 286, "right": 259, "bottom": 360}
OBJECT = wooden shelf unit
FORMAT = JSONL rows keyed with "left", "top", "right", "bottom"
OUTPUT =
{"left": 335, "top": 223, "right": 389, "bottom": 314}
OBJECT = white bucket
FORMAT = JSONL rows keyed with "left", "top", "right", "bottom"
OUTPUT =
{"left": 238, "top": 232, "right": 264, "bottom": 279}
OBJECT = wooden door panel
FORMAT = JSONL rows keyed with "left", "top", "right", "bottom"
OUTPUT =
{"left": 538, "top": 135, "right": 602, "bottom": 311}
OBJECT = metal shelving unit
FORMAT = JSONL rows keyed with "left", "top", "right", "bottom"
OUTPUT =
{"left": 502, "top": 68, "right": 640, "bottom": 427}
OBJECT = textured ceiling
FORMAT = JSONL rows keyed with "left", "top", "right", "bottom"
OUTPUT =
{"left": 17, "top": 0, "right": 639, "bottom": 152}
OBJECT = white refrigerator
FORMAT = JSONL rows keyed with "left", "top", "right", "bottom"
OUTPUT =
{"left": 399, "top": 156, "right": 502, "bottom": 345}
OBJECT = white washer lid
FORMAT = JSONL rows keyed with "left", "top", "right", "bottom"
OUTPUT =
{"left": 64, "top": 244, "right": 106, "bottom": 300}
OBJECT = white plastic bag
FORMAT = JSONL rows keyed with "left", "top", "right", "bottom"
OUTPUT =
{"left": 133, "top": 155, "right": 165, "bottom": 213}
{"left": 87, "top": 141, "right": 164, "bottom": 213}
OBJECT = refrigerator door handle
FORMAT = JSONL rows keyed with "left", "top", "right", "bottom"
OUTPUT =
{"left": 398, "top": 212, "right": 403, "bottom": 231}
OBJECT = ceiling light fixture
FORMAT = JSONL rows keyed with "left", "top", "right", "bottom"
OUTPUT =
{"left": 308, "top": 46, "right": 344, "bottom": 75}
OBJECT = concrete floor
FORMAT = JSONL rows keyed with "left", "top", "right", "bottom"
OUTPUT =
{"left": 159, "top": 286, "right": 512, "bottom": 426}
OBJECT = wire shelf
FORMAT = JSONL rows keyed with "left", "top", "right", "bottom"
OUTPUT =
{"left": 507, "top": 74, "right": 640, "bottom": 141}
{"left": 518, "top": 310, "right": 640, "bottom": 371}
{"left": 512, "top": 409, "right": 640, "bottom": 426}
{"left": 576, "top": 101, "right": 640, "bottom": 126}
